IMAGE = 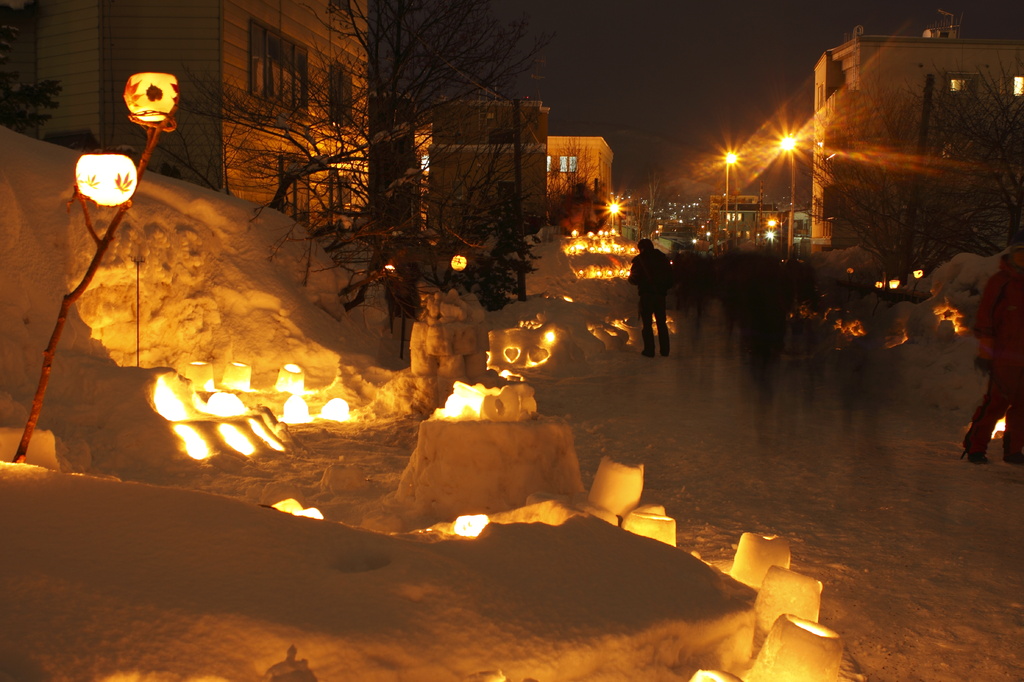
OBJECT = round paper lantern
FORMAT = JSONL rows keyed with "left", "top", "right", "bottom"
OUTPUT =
{"left": 75, "top": 154, "right": 138, "bottom": 206}
{"left": 123, "top": 72, "right": 179, "bottom": 124}
{"left": 451, "top": 254, "right": 467, "bottom": 271}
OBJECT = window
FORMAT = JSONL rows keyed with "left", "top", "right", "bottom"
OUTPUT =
{"left": 329, "top": 65, "right": 352, "bottom": 124}
{"left": 1015, "top": 76, "right": 1024, "bottom": 97}
{"left": 559, "top": 156, "right": 577, "bottom": 173}
{"left": 947, "top": 73, "right": 976, "bottom": 94}
{"left": 251, "top": 22, "right": 308, "bottom": 107}
{"left": 328, "top": 170, "right": 352, "bottom": 212}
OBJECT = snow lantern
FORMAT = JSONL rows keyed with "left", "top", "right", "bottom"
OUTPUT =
{"left": 451, "top": 254, "right": 467, "bottom": 271}
{"left": 442, "top": 381, "right": 489, "bottom": 419}
{"left": 453, "top": 514, "right": 490, "bottom": 537}
{"left": 588, "top": 457, "right": 644, "bottom": 517}
{"left": 204, "top": 392, "right": 247, "bottom": 417}
{"left": 184, "top": 361, "right": 215, "bottom": 392}
{"left": 754, "top": 565, "right": 823, "bottom": 636}
{"left": 280, "top": 394, "right": 312, "bottom": 424}
{"left": 276, "top": 363, "right": 305, "bottom": 394}
{"left": 153, "top": 374, "right": 190, "bottom": 421}
{"left": 271, "top": 498, "right": 324, "bottom": 520}
{"left": 621, "top": 509, "right": 676, "bottom": 546}
{"left": 747, "top": 614, "right": 843, "bottom": 682}
{"left": 687, "top": 671, "right": 743, "bottom": 682}
{"left": 221, "top": 361, "right": 252, "bottom": 391}
{"left": 123, "top": 72, "right": 179, "bottom": 125}
{"left": 730, "top": 532, "right": 791, "bottom": 588}
{"left": 75, "top": 154, "right": 138, "bottom": 206}
{"left": 319, "top": 398, "right": 350, "bottom": 422}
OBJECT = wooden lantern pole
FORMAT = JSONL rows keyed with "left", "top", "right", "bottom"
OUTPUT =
{"left": 12, "top": 119, "right": 171, "bottom": 464}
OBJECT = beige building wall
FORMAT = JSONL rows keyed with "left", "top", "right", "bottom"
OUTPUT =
{"left": 429, "top": 98, "right": 549, "bottom": 224}
{"left": 546, "top": 135, "right": 613, "bottom": 200}
{"left": 812, "top": 31, "right": 1024, "bottom": 251}
{"left": 18, "top": 0, "right": 363, "bottom": 208}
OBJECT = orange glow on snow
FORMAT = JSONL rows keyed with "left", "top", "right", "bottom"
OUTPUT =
{"left": 153, "top": 375, "right": 189, "bottom": 421}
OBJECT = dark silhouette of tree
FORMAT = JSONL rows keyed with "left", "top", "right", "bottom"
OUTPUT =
{"left": 0, "top": 25, "right": 60, "bottom": 133}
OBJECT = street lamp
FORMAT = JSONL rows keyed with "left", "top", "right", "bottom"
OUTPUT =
{"left": 721, "top": 152, "right": 738, "bottom": 255}
{"left": 608, "top": 201, "right": 621, "bottom": 234}
{"left": 780, "top": 136, "right": 797, "bottom": 260}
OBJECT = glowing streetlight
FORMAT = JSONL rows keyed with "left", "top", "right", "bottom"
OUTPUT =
{"left": 608, "top": 201, "right": 621, "bottom": 234}
{"left": 780, "top": 136, "right": 797, "bottom": 260}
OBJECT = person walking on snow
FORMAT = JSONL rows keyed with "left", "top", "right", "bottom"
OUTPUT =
{"left": 628, "top": 238, "right": 673, "bottom": 357}
{"left": 963, "top": 231, "right": 1024, "bottom": 464}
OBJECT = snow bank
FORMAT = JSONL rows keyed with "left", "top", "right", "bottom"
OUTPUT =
{"left": 0, "top": 462, "right": 756, "bottom": 681}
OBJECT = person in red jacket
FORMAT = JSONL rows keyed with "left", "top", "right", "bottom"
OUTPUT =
{"left": 963, "top": 232, "right": 1024, "bottom": 464}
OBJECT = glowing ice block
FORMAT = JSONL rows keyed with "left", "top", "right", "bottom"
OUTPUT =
{"left": 275, "top": 363, "right": 305, "bottom": 394}
{"left": 185, "top": 361, "right": 215, "bottom": 391}
{"left": 688, "top": 671, "right": 743, "bottom": 682}
{"left": 587, "top": 457, "right": 643, "bottom": 517}
{"left": 221, "top": 361, "right": 251, "bottom": 391}
{"left": 622, "top": 510, "right": 677, "bottom": 546}
{"left": 754, "top": 565, "right": 823, "bottom": 636}
{"left": 747, "top": 614, "right": 843, "bottom": 682}
{"left": 730, "top": 532, "right": 791, "bottom": 588}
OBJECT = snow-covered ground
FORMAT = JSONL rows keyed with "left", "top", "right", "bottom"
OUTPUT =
{"left": 1, "top": 126, "right": 1022, "bottom": 681}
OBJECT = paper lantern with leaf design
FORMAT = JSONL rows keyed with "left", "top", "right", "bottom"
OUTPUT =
{"left": 75, "top": 154, "right": 138, "bottom": 206}
{"left": 123, "top": 72, "right": 179, "bottom": 124}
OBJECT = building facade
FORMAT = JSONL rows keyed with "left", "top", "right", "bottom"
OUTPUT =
{"left": 812, "top": 21, "right": 1024, "bottom": 251}
{"left": 4, "top": 0, "right": 364, "bottom": 216}
{"left": 428, "top": 97, "right": 549, "bottom": 233}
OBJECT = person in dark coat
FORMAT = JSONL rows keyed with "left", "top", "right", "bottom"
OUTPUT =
{"left": 628, "top": 238, "right": 673, "bottom": 357}
{"left": 963, "top": 231, "right": 1024, "bottom": 464}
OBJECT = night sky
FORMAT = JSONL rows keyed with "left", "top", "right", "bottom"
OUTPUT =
{"left": 492, "top": 0, "right": 1024, "bottom": 198}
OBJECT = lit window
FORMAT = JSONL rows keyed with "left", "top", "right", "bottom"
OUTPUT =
{"left": 1015, "top": 76, "right": 1024, "bottom": 97}
{"left": 949, "top": 78, "right": 967, "bottom": 92}
{"left": 546, "top": 155, "right": 551, "bottom": 172}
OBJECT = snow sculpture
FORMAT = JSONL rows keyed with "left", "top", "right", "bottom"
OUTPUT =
{"left": 588, "top": 456, "right": 644, "bottom": 517}
{"left": 439, "top": 381, "right": 537, "bottom": 422}
{"left": 0, "top": 427, "right": 58, "bottom": 470}
{"left": 397, "top": 417, "right": 585, "bottom": 519}
{"left": 754, "top": 565, "right": 823, "bottom": 636}
{"left": 409, "top": 290, "right": 492, "bottom": 408}
{"left": 730, "top": 532, "right": 791, "bottom": 588}
{"left": 747, "top": 614, "right": 843, "bottom": 682}
{"left": 622, "top": 509, "right": 677, "bottom": 546}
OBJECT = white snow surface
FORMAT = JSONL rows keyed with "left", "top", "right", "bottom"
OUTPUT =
{"left": 1, "top": 127, "right": 1023, "bottom": 681}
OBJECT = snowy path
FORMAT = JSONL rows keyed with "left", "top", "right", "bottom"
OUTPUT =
{"left": 527, "top": 303, "right": 1024, "bottom": 682}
